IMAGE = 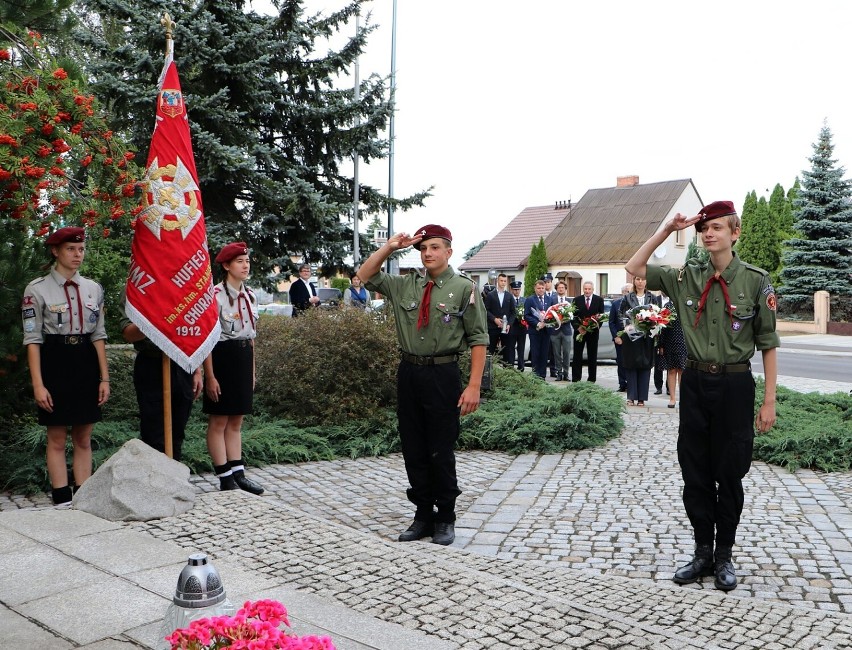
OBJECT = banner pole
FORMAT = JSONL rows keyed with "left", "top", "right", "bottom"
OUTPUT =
{"left": 162, "top": 353, "right": 173, "bottom": 458}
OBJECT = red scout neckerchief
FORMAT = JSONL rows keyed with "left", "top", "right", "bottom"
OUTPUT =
{"left": 63, "top": 279, "right": 83, "bottom": 333}
{"left": 417, "top": 280, "right": 434, "bottom": 329}
{"left": 693, "top": 273, "right": 734, "bottom": 329}
{"left": 237, "top": 288, "right": 255, "bottom": 329}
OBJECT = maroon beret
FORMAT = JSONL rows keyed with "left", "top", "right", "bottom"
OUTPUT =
{"left": 414, "top": 224, "right": 452, "bottom": 243}
{"left": 45, "top": 227, "right": 85, "bottom": 246}
{"left": 215, "top": 241, "right": 249, "bottom": 264}
{"left": 696, "top": 201, "right": 737, "bottom": 228}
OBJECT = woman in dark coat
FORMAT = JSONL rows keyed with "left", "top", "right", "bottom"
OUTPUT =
{"left": 659, "top": 298, "right": 687, "bottom": 407}
{"left": 614, "top": 276, "right": 660, "bottom": 406}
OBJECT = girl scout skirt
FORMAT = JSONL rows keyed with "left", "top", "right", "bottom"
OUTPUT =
{"left": 202, "top": 338, "right": 253, "bottom": 415}
{"left": 38, "top": 334, "right": 102, "bottom": 426}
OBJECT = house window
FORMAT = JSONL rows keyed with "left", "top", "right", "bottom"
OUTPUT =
{"left": 675, "top": 228, "right": 685, "bottom": 247}
{"left": 596, "top": 273, "right": 608, "bottom": 296}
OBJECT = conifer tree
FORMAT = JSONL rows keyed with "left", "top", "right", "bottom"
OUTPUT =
{"left": 523, "top": 238, "right": 548, "bottom": 295}
{"left": 768, "top": 183, "right": 794, "bottom": 241}
{"left": 737, "top": 196, "right": 781, "bottom": 277}
{"left": 75, "top": 0, "right": 428, "bottom": 284}
{"left": 780, "top": 125, "right": 852, "bottom": 303}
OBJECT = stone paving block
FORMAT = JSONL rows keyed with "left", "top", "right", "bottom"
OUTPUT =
{"left": 0, "top": 603, "right": 72, "bottom": 649}
{"left": 0, "top": 507, "right": 120, "bottom": 542}
{"left": 17, "top": 578, "right": 169, "bottom": 646}
{"left": 52, "top": 527, "right": 191, "bottom": 575}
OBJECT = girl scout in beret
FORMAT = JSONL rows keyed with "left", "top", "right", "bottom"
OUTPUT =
{"left": 202, "top": 242, "right": 264, "bottom": 495}
{"left": 22, "top": 227, "right": 110, "bottom": 505}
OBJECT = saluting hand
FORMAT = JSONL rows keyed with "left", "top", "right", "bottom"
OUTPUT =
{"left": 387, "top": 232, "right": 423, "bottom": 251}
{"left": 34, "top": 385, "right": 53, "bottom": 413}
{"left": 668, "top": 212, "right": 701, "bottom": 233}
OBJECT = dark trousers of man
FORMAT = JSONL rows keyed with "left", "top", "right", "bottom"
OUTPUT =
{"left": 572, "top": 330, "right": 599, "bottom": 382}
{"left": 488, "top": 330, "right": 515, "bottom": 366}
{"left": 550, "top": 329, "right": 571, "bottom": 379}
{"left": 677, "top": 368, "right": 755, "bottom": 548}
{"left": 134, "top": 353, "right": 195, "bottom": 462}
{"left": 396, "top": 360, "right": 462, "bottom": 524}
{"left": 528, "top": 328, "right": 550, "bottom": 379}
{"left": 516, "top": 330, "right": 527, "bottom": 370}
{"left": 614, "top": 343, "right": 627, "bottom": 389}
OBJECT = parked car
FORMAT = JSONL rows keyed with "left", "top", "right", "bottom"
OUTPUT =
{"left": 317, "top": 287, "right": 343, "bottom": 309}
{"left": 257, "top": 303, "right": 293, "bottom": 317}
{"left": 520, "top": 298, "right": 616, "bottom": 367}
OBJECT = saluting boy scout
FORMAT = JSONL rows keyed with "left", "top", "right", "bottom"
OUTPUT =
{"left": 358, "top": 224, "right": 488, "bottom": 546}
{"left": 626, "top": 200, "right": 779, "bottom": 592}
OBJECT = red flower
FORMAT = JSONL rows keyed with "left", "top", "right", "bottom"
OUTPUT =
{"left": 0, "top": 134, "right": 19, "bottom": 146}
{"left": 123, "top": 151, "right": 135, "bottom": 160}
{"left": 0, "top": 169, "right": 12, "bottom": 180}
{"left": 37, "top": 145, "right": 51, "bottom": 157}
{"left": 23, "top": 165, "right": 46, "bottom": 178}
{"left": 70, "top": 122, "right": 83, "bottom": 134}
{"left": 52, "top": 68, "right": 68, "bottom": 80}
{"left": 0, "top": 49, "right": 10, "bottom": 61}
{"left": 41, "top": 123, "right": 54, "bottom": 135}
{"left": 80, "top": 154, "right": 93, "bottom": 167}
{"left": 52, "top": 139, "right": 71, "bottom": 153}
{"left": 103, "top": 228, "right": 110, "bottom": 237}
{"left": 48, "top": 166, "right": 65, "bottom": 176}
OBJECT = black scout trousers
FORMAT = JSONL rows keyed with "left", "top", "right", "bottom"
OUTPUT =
{"left": 396, "top": 359, "right": 463, "bottom": 523}
{"left": 677, "top": 367, "right": 755, "bottom": 548}
{"left": 134, "top": 353, "right": 195, "bottom": 462}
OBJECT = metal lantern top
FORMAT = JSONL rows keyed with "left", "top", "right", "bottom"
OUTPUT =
{"left": 173, "top": 553, "right": 226, "bottom": 608}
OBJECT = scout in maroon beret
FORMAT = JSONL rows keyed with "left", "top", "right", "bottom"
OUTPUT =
{"left": 215, "top": 241, "right": 249, "bottom": 264}
{"left": 45, "top": 226, "right": 85, "bottom": 246}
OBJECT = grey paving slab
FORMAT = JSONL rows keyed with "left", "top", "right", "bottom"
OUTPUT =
{"left": 0, "top": 603, "right": 73, "bottom": 649}
{"left": 0, "top": 543, "right": 111, "bottom": 606}
{"left": 52, "top": 528, "right": 192, "bottom": 575}
{"left": 0, "top": 506, "right": 121, "bottom": 540}
{"left": 16, "top": 578, "right": 170, "bottom": 646}
{"left": 0, "top": 524, "right": 38, "bottom": 554}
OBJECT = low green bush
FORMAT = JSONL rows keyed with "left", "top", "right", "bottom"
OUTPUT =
{"left": 753, "top": 381, "right": 852, "bottom": 472}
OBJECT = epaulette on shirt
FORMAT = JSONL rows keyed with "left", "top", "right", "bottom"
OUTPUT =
{"left": 740, "top": 261, "right": 770, "bottom": 277}
{"left": 29, "top": 277, "right": 46, "bottom": 286}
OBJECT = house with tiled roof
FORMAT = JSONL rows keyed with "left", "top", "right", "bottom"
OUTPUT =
{"left": 459, "top": 201, "right": 572, "bottom": 287}
{"left": 462, "top": 176, "right": 703, "bottom": 296}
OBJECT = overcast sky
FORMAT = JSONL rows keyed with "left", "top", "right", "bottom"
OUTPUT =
{"left": 257, "top": 1, "right": 852, "bottom": 261}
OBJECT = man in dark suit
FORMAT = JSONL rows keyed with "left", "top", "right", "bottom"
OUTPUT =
{"left": 571, "top": 281, "right": 606, "bottom": 382}
{"left": 484, "top": 273, "right": 516, "bottom": 366}
{"left": 541, "top": 273, "right": 557, "bottom": 377}
{"left": 524, "top": 280, "right": 551, "bottom": 379}
{"left": 289, "top": 263, "right": 319, "bottom": 315}
{"left": 509, "top": 281, "right": 527, "bottom": 370}
{"left": 609, "top": 283, "right": 633, "bottom": 392}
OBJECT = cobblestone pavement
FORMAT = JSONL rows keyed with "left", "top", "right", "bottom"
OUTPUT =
{"left": 129, "top": 491, "right": 852, "bottom": 649}
{"left": 2, "top": 356, "right": 851, "bottom": 647}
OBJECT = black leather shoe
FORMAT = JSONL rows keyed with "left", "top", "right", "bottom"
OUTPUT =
{"left": 654, "top": 389, "right": 663, "bottom": 395}
{"left": 431, "top": 522, "right": 455, "bottom": 546}
{"left": 234, "top": 473, "right": 265, "bottom": 495}
{"left": 673, "top": 544, "right": 714, "bottom": 584}
{"left": 714, "top": 546, "right": 738, "bottom": 591}
{"left": 617, "top": 386, "right": 627, "bottom": 392}
{"left": 219, "top": 475, "right": 239, "bottom": 491}
{"left": 398, "top": 520, "right": 433, "bottom": 542}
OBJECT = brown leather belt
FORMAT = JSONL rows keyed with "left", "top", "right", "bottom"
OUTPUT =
{"left": 400, "top": 352, "right": 459, "bottom": 366}
{"left": 685, "top": 359, "right": 751, "bottom": 374}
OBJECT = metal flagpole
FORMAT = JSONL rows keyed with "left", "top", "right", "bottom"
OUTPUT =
{"left": 352, "top": 12, "right": 361, "bottom": 265}
{"left": 386, "top": 0, "right": 397, "bottom": 273}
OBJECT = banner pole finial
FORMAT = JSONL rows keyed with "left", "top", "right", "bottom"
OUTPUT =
{"left": 161, "top": 12, "right": 175, "bottom": 57}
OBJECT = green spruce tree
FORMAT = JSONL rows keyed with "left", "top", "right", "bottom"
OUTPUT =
{"left": 780, "top": 125, "right": 852, "bottom": 303}
{"left": 75, "top": 0, "right": 428, "bottom": 285}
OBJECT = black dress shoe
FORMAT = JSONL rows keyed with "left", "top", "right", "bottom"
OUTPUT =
{"left": 714, "top": 546, "right": 738, "bottom": 591}
{"left": 219, "top": 475, "right": 239, "bottom": 491}
{"left": 431, "top": 522, "right": 455, "bottom": 546}
{"left": 654, "top": 389, "right": 663, "bottom": 395}
{"left": 617, "top": 386, "right": 627, "bottom": 392}
{"left": 398, "top": 520, "right": 433, "bottom": 542}
{"left": 233, "top": 473, "right": 265, "bottom": 495}
{"left": 673, "top": 544, "right": 714, "bottom": 584}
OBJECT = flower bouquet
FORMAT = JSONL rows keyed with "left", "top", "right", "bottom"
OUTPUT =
{"left": 541, "top": 301, "right": 576, "bottom": 330}
{"left": 575, "top": 312, "right": 608, "bottom": 342}
{"left": 618, "top": 303, "right": 675, "bottom": 341}
{"left": 167, "top": 600, "right": 336, "bottom": 650}
{"left": 515, "top": 302, "right": 528, "bottom": 328}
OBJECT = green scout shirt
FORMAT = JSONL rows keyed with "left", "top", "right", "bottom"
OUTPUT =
{"left": 364, "top": 265, "right": 488, "bottom": 356}
{"left": 646, "top": 251, "right": 780, "bottom": 364}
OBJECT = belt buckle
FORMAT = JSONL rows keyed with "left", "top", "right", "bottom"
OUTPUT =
{"left": 708, "top": 362, "right": 721, "bottom": 374}
{"left": 67, "top": 335, "right": 80, "bottom": 345}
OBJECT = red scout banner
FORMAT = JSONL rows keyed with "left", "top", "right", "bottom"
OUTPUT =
{"left": 125, "top": 34, "right": 220, "bottom": 373}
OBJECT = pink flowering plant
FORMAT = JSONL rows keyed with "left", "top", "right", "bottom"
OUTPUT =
{"left": 166, "top": 600, "right": 336, "bottom": 650}
{"left": 617, "top": 303, "right": 675, "bottom": 341}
